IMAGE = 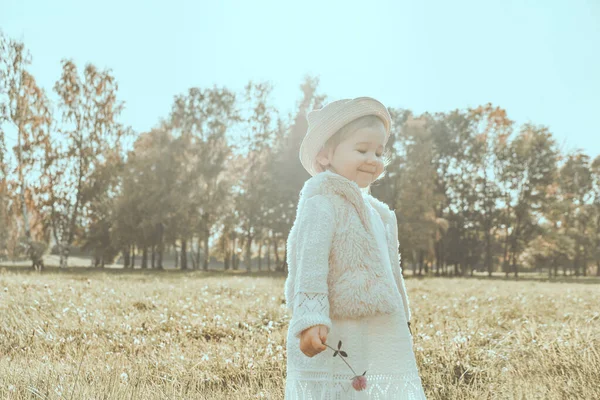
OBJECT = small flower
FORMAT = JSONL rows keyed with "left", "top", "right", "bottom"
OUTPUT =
{"left": 325, "top": 340, "right": 368, "bottom": 392}
{"left": 352, "top": 375, "right": 367, "bottom": 391}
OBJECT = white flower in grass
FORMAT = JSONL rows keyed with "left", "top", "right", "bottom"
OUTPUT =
{"left": 453, "top": 335, "right": 467, "bottom": 344}
{"left": 120, "top": 372, "right": 129, "bottom": 383}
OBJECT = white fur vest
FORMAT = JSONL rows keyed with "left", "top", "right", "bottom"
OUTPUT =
{"left": 284, "top": 170, "right": 411, "bottom": 322}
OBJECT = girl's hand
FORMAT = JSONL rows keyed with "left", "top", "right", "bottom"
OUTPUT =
{"left": 299, "top": 325, "right": 328, "bottom": 357}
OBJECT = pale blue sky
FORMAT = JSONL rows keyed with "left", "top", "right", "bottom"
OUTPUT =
{"left": 2, "top": 0, "right": 599, "bottom": 158}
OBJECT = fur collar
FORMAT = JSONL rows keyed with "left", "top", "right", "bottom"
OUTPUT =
{"left": 299, "top": 170, "right": 395, "bottom": 232}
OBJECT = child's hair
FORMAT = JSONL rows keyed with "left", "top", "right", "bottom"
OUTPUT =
{"left": 319, "top": 115, "right": 393, "bottom": 187}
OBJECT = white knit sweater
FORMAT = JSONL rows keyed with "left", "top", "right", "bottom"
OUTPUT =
{"left": 285, "top": 176, "right": 426, "bottom": 399}
{"left": 284, "top": 170, "right": 412, "bottom": 328}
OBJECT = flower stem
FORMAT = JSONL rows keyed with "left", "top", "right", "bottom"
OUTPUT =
{"left": 324, "top": 343, "right": 358, "bottom": 376}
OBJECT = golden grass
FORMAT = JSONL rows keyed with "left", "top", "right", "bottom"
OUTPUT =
{"left": 0, "top": 269, "right": 598, "bottom": 399}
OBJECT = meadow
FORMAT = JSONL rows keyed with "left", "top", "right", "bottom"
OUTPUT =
{"left": 0, "top": 268, "right": 598, "bottom": 399}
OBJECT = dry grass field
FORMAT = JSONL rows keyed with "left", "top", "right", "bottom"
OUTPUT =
{"left": 0, "top": 268, "right": 598, "bottom": 399}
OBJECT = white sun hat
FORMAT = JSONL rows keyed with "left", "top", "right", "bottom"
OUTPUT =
{"left": 299, "top": 96, "right": 392, "bottom": 177}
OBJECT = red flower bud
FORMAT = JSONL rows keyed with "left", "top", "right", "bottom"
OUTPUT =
{"left": 351, "top": 375, "right": 367, "bottom": 391}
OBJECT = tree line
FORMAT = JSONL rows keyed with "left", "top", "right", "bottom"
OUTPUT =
{"left": 1, "top": 32, "right": 599, "bottom": 278}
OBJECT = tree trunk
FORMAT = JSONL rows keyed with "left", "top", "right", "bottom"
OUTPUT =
{"left": 196, "top": 237, "right": 201, "bottom": 269}
{"left": 484, "top": 205, "right": 493, "bottom": 277}
{"left": 59, "top": 241, "right": 69, "bottom": 268}
{"left": 234, "top": 245, "right": 241, "bottom": 270}
{"left": 246, "top": 232, "right": 253, "bottom": 272}
{"left": 203, "top": 225, "right": 210, "bottom": 271}
{"left": 142, "top": 247, "right": 148, "bottom": 269}
{"left": 578, "top": 214, "right": 588, "bottom": 277}
{"left": 510, "top": 250, "right": 518, "bottom": 279}
{"left": 189, "top": 239, "right": 197, "bottom": 269}
{"left": 224, "top": 232, "right": 230, "bottom": 271}
{"left": 503, "top": 224, "right": 510, "bottom": 278}
{"left": 189, "top": 241, "right": 195, "bottom": 269}
{"left": 181, "top": 240, "right": 188, "bottom": 270}
{"left": 123, "top": 247, "right": 130, "bottom": 268}
{"left": 508, "top": 223, "right": 519, "bottom": 279}
{"left": 435, "top": 238, "right": 441, "bottom": 276}
{"left": 486, "top": 227, "right": 493, "bottom": 277}
{"left": 61, "top": 152, "right": 84, "bottom": 269}
{"left": 131, "top": 245, "right": 136, "bottom": 268}
{"left": 194, "top": 238, "right": 200, "bottom": 269}
{"left": 17, "top": 127, "right": 35, "bottom": 269}
{"left": 151, "top": 245, "right": 156, "bottom": 269}
{"left": 267, "top": 236, "right": 271, "bottom": 271}
{"left": 157, "top": 224, "right": 164, "bottom": 269}
{"left": 157, "top": 245, "right": 163, "bottom": 269}
{"left": 173, "top": 244, "right": 178, "bottom": 269}
{"left": 232, "top": 235, "right": 238, "bottom": 270}
{"left": 258, "top": 241, "right": 262, "bottom": 271}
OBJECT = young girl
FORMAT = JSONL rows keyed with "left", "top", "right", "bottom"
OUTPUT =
{"left": 284, "top": 97, "right": 427, "bottom": 399}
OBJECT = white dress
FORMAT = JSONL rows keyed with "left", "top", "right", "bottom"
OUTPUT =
{"left": 285, "top": 193, "right": 427, "bottom": 399}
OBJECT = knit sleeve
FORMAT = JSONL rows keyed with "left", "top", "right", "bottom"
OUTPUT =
{"left": 288, "top": 195, "right": 335, "bottom": 339}
{"left": 390, "top": 209, "right": 412, "bottom": 322}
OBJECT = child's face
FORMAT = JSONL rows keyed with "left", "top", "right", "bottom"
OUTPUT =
{"left": 318, "top": 119, "right": 387, "bottom": 188}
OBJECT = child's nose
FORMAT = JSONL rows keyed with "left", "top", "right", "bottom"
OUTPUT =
{"left": 366, "top": 153, "right": 380, "bottom": 163}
